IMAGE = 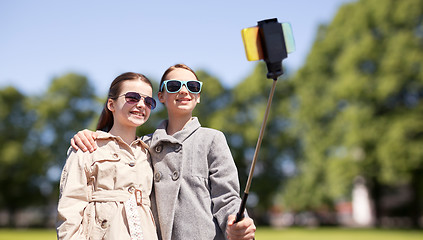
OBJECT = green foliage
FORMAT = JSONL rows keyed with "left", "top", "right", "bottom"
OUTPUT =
{"left": 193, "top": 70, "right": 227, "bottom": 129}
{"left": 0, "top": 87, "right": 50, "bottom": 222}
{"left": 212, "top": 63, "right": 297, "bottom": 211}
{"left": 282, "top": 0, "right": 423, "bottom": 211}
{"left": 33, "top": 73, "right": 98, "bottom": 176}
{"left": 36, "top": 74, "right": 99, "bottom": 205}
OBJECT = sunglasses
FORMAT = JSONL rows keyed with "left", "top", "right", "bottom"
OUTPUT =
{"left": 160, "top": 80, "right": 203, "bottom": 94}
{"left": 116, "top": 92, "right": 156, "bottom": 110}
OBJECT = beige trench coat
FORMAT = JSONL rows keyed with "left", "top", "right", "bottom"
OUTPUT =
{"left": 57, "top": 131, "right": 157, "bottom": 240}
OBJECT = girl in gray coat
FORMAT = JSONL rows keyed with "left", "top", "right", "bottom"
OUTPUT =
{"left": 71, "top": 64, "right": 256, "bottom": 240}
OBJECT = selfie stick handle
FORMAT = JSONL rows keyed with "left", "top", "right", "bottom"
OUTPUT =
{"left": 235, "top": 79, "right": 277, "bottom": 223}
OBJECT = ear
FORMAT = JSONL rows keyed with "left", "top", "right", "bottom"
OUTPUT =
{"left": 196, "top": 94, "right": 201, "bottom": 103}
{"left": 107, "top": 98, "right": 115, "bottom": 112}
{"left": 158, "top": 92, "right": 166, "bottom": 103}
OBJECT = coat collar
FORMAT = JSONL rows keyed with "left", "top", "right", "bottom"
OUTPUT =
{"left": 150, "top": 117, "right": 201, "bottom": 148}
{"left": 95, "top": 130, "right": 149, "bottom": 150}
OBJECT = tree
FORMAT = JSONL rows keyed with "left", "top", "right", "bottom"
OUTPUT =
{"left": 193, "top": 70, "right": 228, "bottom": 128}
{"left": 282, "top": 0, "right": 423, "bottom": 226}
{"left": 33, "top": 73, "right": 98, "bottom": 219}
{"left": 214, "top": 62, "right": 297, "bottom": 221}
{"left": 0, "top": 87, "right": 50, "bottom": 226}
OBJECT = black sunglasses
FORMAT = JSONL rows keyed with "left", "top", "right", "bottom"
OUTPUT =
{"left": 116, "top": 92, "right": 156, "bottom": 110}
{"left": 160, "top": 80, "right": 203, "bottom": 94}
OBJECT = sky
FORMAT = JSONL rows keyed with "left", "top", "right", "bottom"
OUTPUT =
{"left": 0, "top": 0, "right": 354, "bottom": 96}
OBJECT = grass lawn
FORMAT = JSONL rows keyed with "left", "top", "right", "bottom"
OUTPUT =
{"left": 0, "top": 227, "right": 421, "bottom": 240}
{"left": 255, "top": 227, "right": 423, "bottom": 240}
{"left": 0, "top": 228, "right": 56, "bottom": 240}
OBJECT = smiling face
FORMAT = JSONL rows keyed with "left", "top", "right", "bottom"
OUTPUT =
{"left": 158, "top": 68, "right": 201, "bottom": 118}
{"left": 108, "top": 79, "right": 153, "bottom": 130}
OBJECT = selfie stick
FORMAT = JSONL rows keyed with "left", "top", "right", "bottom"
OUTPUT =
{"left": 235, "top": 18, "right": 294, "bottom": 223}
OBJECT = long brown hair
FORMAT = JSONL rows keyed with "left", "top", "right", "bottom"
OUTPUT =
{"left": 96, "top": 72, "right": 153, "bottom": 132}
{"left": 159, "top": 63, "right": 198, "bottom": 92}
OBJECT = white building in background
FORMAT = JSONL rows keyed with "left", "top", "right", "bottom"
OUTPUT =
{"left": 352, "top": 176, "right": 375, "bottom": 226}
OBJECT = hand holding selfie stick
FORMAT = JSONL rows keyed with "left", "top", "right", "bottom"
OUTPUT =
{"left": 235, "top": 18, "right": 295, "bottom": 223}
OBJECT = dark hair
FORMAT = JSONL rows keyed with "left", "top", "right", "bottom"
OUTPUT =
{"left": 96, "top": 72, "right": 153, "bottom": 132}
{"left": 158, "top": 63, "right": 198, "bottom": 92}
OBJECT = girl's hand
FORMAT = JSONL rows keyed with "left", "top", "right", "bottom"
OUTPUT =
{"left": 226, "top": 215, "right": 256, "bottom": 240}
{"left": 70, "top": 129, "right": 98, "bottom": 152}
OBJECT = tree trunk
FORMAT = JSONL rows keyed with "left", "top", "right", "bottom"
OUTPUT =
{"left": 410, "top": 169, "right": 423, "bottom": 228}
{"left": 369, "top": 177, "right": 382, "bottom": 227}
{"left": 7, "top": 207, "right": 16, "bottom": 228}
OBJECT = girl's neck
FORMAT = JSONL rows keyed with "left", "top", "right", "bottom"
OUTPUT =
{"left": 109, "top": 125, "right": 137, "bottom": 145}
{"left": 166, "top": 114, "right": 192, "bottom": 136}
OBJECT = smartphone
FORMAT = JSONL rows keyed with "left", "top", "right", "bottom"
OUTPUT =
{"left": 241, "top": 22, "right": 295, "bottom": 61}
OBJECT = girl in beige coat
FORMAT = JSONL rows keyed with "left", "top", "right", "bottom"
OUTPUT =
{"left": 57, "top": 72, "right": 158, "bottom": 240}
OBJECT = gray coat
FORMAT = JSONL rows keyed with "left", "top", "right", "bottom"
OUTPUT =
{"left": 143, "top": 117, "right": 243, "bottom": 240}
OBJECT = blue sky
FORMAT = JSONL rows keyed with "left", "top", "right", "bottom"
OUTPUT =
{"left": 0, "top": 0, "right": 354, "bottom": 95}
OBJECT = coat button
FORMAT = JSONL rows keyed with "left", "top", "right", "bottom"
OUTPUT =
{"left": 155, "top": 145, "right": 163, "bottom": 153}
{"left": 128, "top": 186, "right": 135, "bottom": 193}
{"left": 172, "top": 171, "right": 179, "bottom": 181}
{"left": 101, "top": 219, "right": 108, "bottom": 229}
{"left": 154, "top": 171, "right": 162, "bottom": 182}
{"left": 128, "top": 161, "right": 135, "bottom": 167}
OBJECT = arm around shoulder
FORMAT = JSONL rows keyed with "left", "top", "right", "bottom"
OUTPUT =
{"left": 70, "top": 129, "right": 98, "bottom": 152}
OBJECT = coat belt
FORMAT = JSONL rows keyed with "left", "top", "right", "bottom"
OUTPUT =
{"left": 89, "top": 189, "right": 150, "bottom": 207}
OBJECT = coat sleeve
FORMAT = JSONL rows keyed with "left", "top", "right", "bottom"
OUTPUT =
{"left": 207, "top": 131, "right": 243, "bottom": 235}
{"left": 56, "top": 148, "right": 90, "bottom": 240}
